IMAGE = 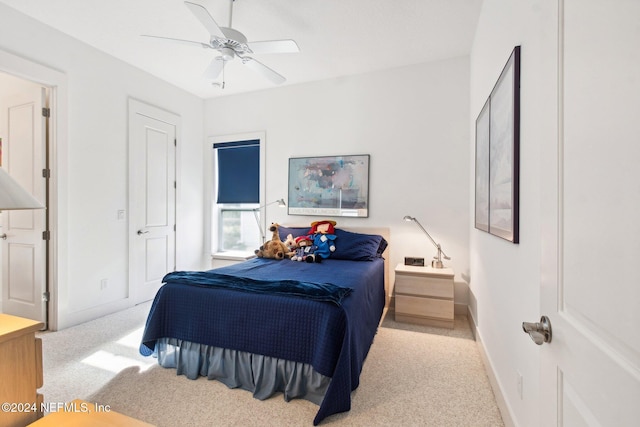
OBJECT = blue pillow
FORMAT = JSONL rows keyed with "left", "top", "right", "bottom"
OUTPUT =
{"left": 331, "top": 229, "right": 387, "bottom": 261}
{"left": 278, "top": 226, "right": 309, "bottom": 240}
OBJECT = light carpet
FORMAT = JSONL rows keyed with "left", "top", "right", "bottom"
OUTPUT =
{"left": 37, "top": 302, "right": 504, "bottom": 426}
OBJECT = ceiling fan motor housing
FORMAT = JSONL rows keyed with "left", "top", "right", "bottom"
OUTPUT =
{"left": 211, "top": 27, "right": 250, "bottom": 55}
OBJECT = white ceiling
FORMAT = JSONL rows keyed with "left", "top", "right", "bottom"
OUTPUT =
{"left": 0, "top": 0, "right": 482, "bottom": 99}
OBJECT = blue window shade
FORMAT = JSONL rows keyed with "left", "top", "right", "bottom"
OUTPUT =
{"left": 214, "top": 139, "right": 259, "bottom": 204}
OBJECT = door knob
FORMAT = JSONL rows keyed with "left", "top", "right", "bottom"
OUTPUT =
{"left": 137, "top": 230, "right": 149, "bottom": 235}
{"left": 0, "top": 233, "right": 6, "bottom": 240}
{"left": 522, "top": 315, "right": 552, "bottom": 345}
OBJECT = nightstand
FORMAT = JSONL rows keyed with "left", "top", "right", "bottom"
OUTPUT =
{"left": 394, "top": 263, "right": 455, "bottom": 328}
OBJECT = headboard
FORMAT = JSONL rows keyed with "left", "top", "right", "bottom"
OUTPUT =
{"left": 282, "top": 225, "right": 391, "bottom": 306}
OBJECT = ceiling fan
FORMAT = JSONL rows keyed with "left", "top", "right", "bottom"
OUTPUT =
{"left": 142, "top": 1, "right": 299, "bottom": 87}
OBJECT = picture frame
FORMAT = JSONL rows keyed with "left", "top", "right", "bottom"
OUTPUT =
{"left": 475, "top": 46, "right": 520, "bottom": 243}
{"left": 475, "top": 99, "right": 490, "bottom": 233}
{"left": 288, "top": 154, "right": 370, "bottom": 217}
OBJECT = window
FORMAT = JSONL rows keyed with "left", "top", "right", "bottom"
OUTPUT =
{"left": 218, "top": 207, "right": 260, "bottom": 251}
{"left": 209, "top": 133, "right": 265, "bottom": 254}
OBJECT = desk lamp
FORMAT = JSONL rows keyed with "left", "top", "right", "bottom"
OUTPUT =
{"left": 403, "top": 215, "right": 450, "bottom": 268}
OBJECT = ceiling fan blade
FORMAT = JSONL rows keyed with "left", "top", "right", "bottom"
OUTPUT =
{"left": 184, "top": 1, "right": 226, "bottom": 39}
{"left": 141, "top": 34, "right": 210, "bottom": 49}
{"left": 203, "top": 57, "right": 224, "bottom": 79}
{"left": 247, "top": 39, "right": 300, "bottom": 54}
{"left": 241, "top": 57, "right": 286, "bottom": 85}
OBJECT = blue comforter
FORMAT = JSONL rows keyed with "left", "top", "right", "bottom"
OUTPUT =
{"left": 139, "top": 257, "right": 386, "bottom": 425}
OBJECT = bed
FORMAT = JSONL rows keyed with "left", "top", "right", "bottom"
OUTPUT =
{"left": 139, "top": 226, "right": 389, "bottom": 425}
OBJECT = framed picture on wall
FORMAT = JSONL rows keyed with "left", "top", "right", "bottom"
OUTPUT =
{"left": 475, "top": 45, "right": 520, "bottom": 243}
{"left": 475, "top": 99, "right": 490, "bottom": 232}
{"left": 288, "top": 154, "right": 370, "bottom": 217}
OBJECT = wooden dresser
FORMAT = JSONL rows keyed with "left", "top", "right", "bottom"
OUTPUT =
{"left": 27, "top": 399, "right": 154, "bottom": 427}
{"left": 394, "top": 264, "right": 455, "bottom": 328}
{"left": 0, "top": 314, "right": 44, "bottom": 427}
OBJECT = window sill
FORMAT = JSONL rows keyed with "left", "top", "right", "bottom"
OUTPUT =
{"left": 211, "top": 251, "right": 256, "bottom": 261}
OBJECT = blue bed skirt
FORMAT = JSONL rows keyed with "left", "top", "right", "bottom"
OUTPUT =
{"left": 156, "top": 338, "right": 330, "bottom": 405}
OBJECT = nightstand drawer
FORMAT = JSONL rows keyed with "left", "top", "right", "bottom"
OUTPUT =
{"left": 395, "top": 294, "right": 454, "bottom": 320}
{"left": 395, "top": 274, "right": 453, "bottom": 299}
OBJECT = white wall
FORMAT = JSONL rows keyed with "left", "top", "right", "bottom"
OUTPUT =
{"left": 470, "top": 1, "right": 558, "bottom": 425}
{"left": 204, "top": 57, "right": 471, "bottom": 305}
{"left": 0, "top": 3, "right": 206, "bottom": 329}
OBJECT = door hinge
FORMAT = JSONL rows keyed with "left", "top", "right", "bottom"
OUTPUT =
{"left": 174, "top": 224, "right": 176, "bottom": 232}
{"left": 42, "top": 230, "right": 50, "bottom": 241}
{"left": 42, "top": 291, "right": 50, "bottom": 302}
{"left": 42, "top": 107, "right": 50, "bottom": 118}
{"left": 42, "top": 169, "right": 51, "bottom": 178}
{"left": 174, "top": 181, "right": 176, "bottom": 189}
{"left": 174, "top": 138, "right": 177, "bottom": 146}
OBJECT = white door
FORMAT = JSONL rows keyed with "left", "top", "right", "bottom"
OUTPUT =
{"left": 538, "top": 1, "right": 640, "bottom": 425}
{"left": 1, "top": 85, "right": 47, "bottom": 324}
{"left": 129, "top": 99, "right": 177, "bottom": 304}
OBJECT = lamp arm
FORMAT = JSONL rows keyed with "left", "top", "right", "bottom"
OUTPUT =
{"left": 256, "top": 200, "right": 278, "bottom": 210}
{"left": 253, "top": 199, "right": 285, "bottom": 243}
{"left": 252, "top": 208, "right": 265, "bottom": 243}
{"left": 413, "top": 220, "right": 450, "bottom": 260}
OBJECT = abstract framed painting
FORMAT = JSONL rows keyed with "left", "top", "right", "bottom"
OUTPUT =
{"left": 288, "top": 154, "right": 370, "bottom": 217}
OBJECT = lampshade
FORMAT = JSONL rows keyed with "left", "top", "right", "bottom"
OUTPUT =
{"left": 276, "top": 198, "right": 286, "bottom": 208}
{"left": 0, "top": 167, "right": 44, "bottom": 210}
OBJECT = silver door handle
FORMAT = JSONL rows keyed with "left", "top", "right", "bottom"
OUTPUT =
{"left": 0, "top": 233, "right": 6, "bottom": 240}
{"left": 137, "top": 230, "right": 149, "bottom": 235}
{"left": 522, "top": 315, "right": 552, "bottom": 345}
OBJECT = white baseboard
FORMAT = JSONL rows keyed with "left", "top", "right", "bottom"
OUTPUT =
{"left": 468, "top": 306, "right": 515, "bottom": 427}
{"left": 56, "top": 298, "right": 133, "bottom": 331}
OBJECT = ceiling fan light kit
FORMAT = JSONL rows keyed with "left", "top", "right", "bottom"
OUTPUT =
{"left": 219, "top": 47, "right": 235, "bottom": 61}
{"left": 142, "top": 1, "right": 299, "bottom": 88}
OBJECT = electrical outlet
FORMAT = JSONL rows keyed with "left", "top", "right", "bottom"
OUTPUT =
{"left": 517, "top": 371, "right": 523, "bottom": 399}
{"left": 117, "top": 210, "right": 126, "bottom": 221}
{"left": 100, "top": 279, "right": 108, "bottom": 290}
